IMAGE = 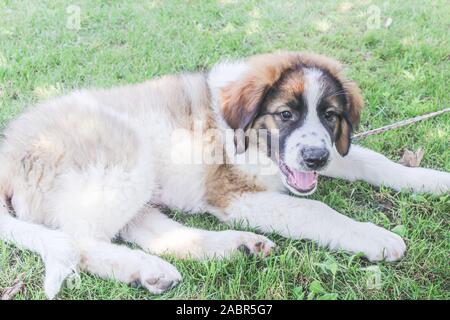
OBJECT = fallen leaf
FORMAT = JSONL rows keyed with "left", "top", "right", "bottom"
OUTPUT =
{"left": 399, "top": 148, "right": 424, "bottom": 167}
{"left": 1, "top": 276, "right": 25, "bottom": 300}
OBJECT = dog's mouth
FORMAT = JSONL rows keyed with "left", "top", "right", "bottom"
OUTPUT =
{"left": 278, "top": 160, "right": 318, "bottom": 195}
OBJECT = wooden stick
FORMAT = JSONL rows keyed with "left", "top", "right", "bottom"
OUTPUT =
{"left": 352, "top": 107, "right": 450, "bottom": 140}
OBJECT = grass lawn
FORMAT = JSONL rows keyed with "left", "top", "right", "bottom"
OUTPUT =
{"left": 0, "top": 0, "right": 449, "bottom": 300}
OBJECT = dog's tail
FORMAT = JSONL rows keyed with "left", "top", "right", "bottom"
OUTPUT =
{"left": 0, "top": 164, "right": 78, "bottom": 299}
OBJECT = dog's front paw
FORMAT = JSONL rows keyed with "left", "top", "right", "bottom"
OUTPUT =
{"left": 405, "top": 168, "right": 450, "bottom": 195}
{"left": 205, "top": 230, "right": 276, "bottom": 258}
{"left": 234, "top": 231, "right": 277, "bottom": 257}
{"left": 340, "top": 222, "right": 406, "bottom": 262}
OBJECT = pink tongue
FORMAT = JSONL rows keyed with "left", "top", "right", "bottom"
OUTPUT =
{"left": 288, "top": 170, "right": 317, "bottom": 191}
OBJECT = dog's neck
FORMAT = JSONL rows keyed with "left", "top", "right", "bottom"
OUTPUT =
{"left": 207, "top": 59, "right": 249, "bottom": 158}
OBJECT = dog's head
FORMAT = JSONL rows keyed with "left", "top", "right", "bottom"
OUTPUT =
{"left": 220, "top": 52, "right": 364, "bottom": 196}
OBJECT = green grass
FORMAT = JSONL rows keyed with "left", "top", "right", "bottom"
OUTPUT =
{"left": 0, "top": 0, "right": 449, "bottom": 300}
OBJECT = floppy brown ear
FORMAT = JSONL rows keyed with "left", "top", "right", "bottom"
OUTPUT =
{"left": 220, "top": 52, "right": 297, "bottom": 132}
{"left": 220, "top": 79, "right": 268, "bottom": 132}
{"left": 336, "top": 81, "right": 364, "bottom": 156}
{"left": 220, "top": 72, "right": 272, "bottom": 154}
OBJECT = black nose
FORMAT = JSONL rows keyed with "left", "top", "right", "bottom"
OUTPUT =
{"left": 301, "top": 147, "right": 329, "bottom": 170}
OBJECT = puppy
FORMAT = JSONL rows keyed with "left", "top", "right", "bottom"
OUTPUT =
{"left": 0, "top": 51, "right": 448, "bottom": 298}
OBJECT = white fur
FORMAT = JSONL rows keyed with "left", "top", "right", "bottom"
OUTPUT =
{"left": 78, "top": 238, "right": 182, "bottom": 294}
{"left": 303, "top": 69, "right": 324, "bottom": 116}
{"left": 213, "top": 191, "right": 406, "bottom": 262}
{"left": 121, "top": 207, "right": 275, "bottom": 259}
{"left": 324, "top": 144, "right": 450, "bottom": 194}
{"left": 284, "top": 68, "right": 331, "bottom": 172}
{"left": 208, "top": 60, "right": 249, "bottom": 100}
{"left": 0, "top": 203, "right": 78, "bottom": 298}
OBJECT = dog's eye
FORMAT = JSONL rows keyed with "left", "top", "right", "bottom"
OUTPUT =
{"left": 280, "top": 111, "right": 293, "bottom": 121}
{"left": 324, "top": 110, "right": 338, "bottom": 121}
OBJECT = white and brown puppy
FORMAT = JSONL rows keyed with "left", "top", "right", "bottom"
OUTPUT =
{"left": 0, "top": 52, "right": 449, "bottom": 298}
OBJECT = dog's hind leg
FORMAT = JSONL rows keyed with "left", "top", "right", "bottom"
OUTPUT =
{"left": 0, "top": 159, "right": 78, "bottom": 299}
{"left": 120, "top": 206, "right": 276, "bottom": 259}
{"left": 48, "top": 163, "right": 182, "bottom": 294}
{"left": 0, "top": 200, "right": 78, "bottom": 299}
{"left": 77, "top": 238, "right": 181, "bottom": 293}
{"left": 323, "top": 145, "right": 450, "bottom": 194}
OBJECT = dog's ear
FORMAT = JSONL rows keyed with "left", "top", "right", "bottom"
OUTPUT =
{"left": 336, "top": 80, "right": 364, "bottom": 156}
{"left": 221, "top": 78, "right": 268, "bottom": 134}
{"left": 221, "top": 79, "right": 269, "bottom": 154}
{"left": 219, "top": 52, "right": 299, "bottom": 154}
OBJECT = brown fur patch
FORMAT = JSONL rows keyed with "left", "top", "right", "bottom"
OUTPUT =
{"left": 263, "top": 116, "right": 278, "bottom": 131}
{"left": 336, "top": 119, "right": 352, "bottom": 156}
{"left": 338, "top": 80, "right": 364, "bottom": 156}
{"left": 342, "top": 80, "right": 364, "bottom": 126}
{"left": 205, "top": 164, "right": 266, "bottom": 208}
{"left": 79, "top": 252, "right": 88, "bottom": 267}
{"left": 280, "top": 69, "right": 305, "bottom": 96}
{"left": 130, "top": 271, "right": 140, "bottom": 282}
